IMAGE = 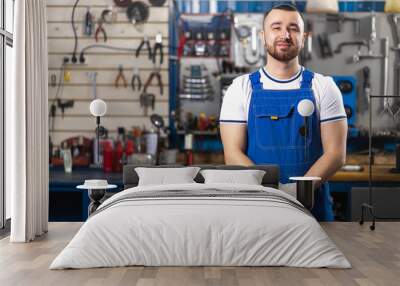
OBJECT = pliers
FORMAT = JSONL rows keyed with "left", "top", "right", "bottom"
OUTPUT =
{"left": 94, "top": 9, "right": 110, "bottom": 42}
{"left": 84, "top": 7, "right": 94, "bottom": 36}
{"left": 131, "top": 67, "right": 142, "bottom": 91}
{"left": 114, "top": 65, "right": 128, "bottom": 88}
{"left": 136, "top": 36, "right": 152, "bottom": 59}
{"left": 153, "top": 32, "right": 163, "bottom": 65}
{"left": 143, "top": 68, "right": 163, "bottom": 95}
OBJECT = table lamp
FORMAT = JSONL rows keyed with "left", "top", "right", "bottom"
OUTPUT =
{"left": 293, "top": 99, "right": 318, "bottom": 210}
{"left": 289, "top": 176, "right": 321, "bottom": 210}
{"left": 89, "top": 99, "right": 107, "bottom": 165}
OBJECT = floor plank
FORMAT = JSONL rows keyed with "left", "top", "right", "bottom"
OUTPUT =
{"left": 0, "top": 222, "right": 399, "bottom": 286}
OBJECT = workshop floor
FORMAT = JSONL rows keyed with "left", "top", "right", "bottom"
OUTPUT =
{"left": 0, "top": 222, "right": 399, "bottom": 286}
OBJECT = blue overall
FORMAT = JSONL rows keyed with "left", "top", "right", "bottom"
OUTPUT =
{"left": 247, "top": 69, "right": 334, "bottom": 221}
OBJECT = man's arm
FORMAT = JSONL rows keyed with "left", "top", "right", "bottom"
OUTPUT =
{"left": 220, "top": 124, "right": 254, "bottom": 166}
{"left": 304, "top": 120, "right": 347, "bottom": 186}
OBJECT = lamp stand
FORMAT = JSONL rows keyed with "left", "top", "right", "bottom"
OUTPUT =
{"left": 155, "top": 127, "right": 160, "bottom": 165}
{"left": 97, "top": 116, "right": 100, "bottom": 158}
{"left": 304, "top": 117, "right": 308, "bottom": 162}
{"left": 89, "top": 117, "right": 103, "bottom": 169}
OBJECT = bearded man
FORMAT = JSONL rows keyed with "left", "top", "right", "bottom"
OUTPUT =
{"left": 219, "top": 4, "right": 348, "bottom": 221}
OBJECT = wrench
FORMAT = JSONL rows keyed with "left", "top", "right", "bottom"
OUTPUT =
{"left": 87, "top": 72, "right": 98, "bottom": 99}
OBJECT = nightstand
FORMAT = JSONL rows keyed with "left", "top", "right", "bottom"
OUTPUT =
{"left": 77, "top": 180, "right": 117, "bottom": 216}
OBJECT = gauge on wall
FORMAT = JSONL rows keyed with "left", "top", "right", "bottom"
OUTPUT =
{"left": 234, "top": 25, "right": 251, "bottom": 39}
{"left": 231, "top": 13, "right": 265, "bottom": 68}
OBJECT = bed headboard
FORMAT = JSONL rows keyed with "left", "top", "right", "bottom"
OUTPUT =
{"left": 123, "top": 164, "right": 280, "bottom": 189}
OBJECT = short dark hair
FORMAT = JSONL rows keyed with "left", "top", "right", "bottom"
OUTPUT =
{"left": 263, "top": 3, "right": 304, "bottom": 24}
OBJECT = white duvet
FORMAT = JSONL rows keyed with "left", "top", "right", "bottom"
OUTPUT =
{"left": 50, "top": 183, "right": 351, "bottom": 269}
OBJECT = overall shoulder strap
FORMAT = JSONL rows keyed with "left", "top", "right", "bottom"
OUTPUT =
{"left": 300, "top": 69, "right": 314, "bottom": 89}
{"left": 249, "top": 70, "right": 263, "bottom": 90}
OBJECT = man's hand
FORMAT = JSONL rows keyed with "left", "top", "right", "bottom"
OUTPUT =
{"left": 305, "top": 120, "right": 347, "bottom": 186}
{"left": 220, "top": 124, "right": 254, "bottom": 166}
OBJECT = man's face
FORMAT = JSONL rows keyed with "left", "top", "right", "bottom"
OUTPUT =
{"left": 262, "top": 9, "right": 305, "bottom": 62}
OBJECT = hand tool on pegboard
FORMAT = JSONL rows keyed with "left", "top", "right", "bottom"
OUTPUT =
{"left": 95, "top": 17, "right": 107, "bottom": 42}
{"left": 152, "top": 32, "right": 164, "bottom": 65}
{"left": 139, "top": 67, "right": 163, "bottom": 116}
{"left": 139, "top": 92, "right": 155, "bottom": 116}
{"left": 83, "top": 7, "right": 94, "bottom": 36}
{"left": 376, "top": 38, "right": 392, "bottom": 118}
{"left": 360, "top": 66, "right": 370, "bottom": 114}
{"left": 87, "top": 71, "right": 98, "bottom": 99}
{"left": 136, "top": 35, "right": 152, "bottom": 60}
{"left": 131, "top": 67, "right": 142, "bottom": 91}
{"left": 95, "top": 8, "right": 113, "bottom": 42}
{"left": 326, "top": 13, "right": 360, "bottom": 34}
{"left": 114, "top": 65, "right": 128, "bottom": 88}
{"left": 334, "top": 40, "right": 367, "bottom": 54}
{"left": 57, "top": 99, "right": 75, "bottom": 118}
{"left": 317, "top": 34, "right": 333, "bottom": 58}
{"left": 143, "top": 66, "right": 163, "bottom": 95}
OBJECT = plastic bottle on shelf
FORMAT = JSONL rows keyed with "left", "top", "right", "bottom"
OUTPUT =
{"left": 113, "top": 141, "right": 124, "bottom": 173}
{"left": 103, "top": 141, "right": 113, "bottom": 173}
{"left": 125, "top": 139, "right": 134, "bottom": 157}
{"left": 184, "top": 133, "right": 194, "bottom": 166}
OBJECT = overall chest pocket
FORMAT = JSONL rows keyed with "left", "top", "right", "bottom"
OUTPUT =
{"left": 253, "top": 105, "right": 303, "bottom": 149}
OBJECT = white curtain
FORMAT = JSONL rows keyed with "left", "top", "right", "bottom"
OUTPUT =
{"left": 8, "top": 0, "right": 49, "bottom": 242}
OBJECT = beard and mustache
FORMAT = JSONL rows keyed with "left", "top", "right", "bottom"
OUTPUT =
{"left": 264, "top": 38, "right": 302, "bottom": 62}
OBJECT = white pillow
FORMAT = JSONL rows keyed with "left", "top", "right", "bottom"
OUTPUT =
{"left": 135, "top": 167, "right": 201, "bottom": 186}
{"left": 200, "top": 169, "right": 266, "bottom": 185}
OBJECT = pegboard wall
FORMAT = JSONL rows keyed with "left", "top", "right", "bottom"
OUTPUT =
{"left": 174, "top": 5, "right": 400, "bottom": 134}
{"left": 47, "top": 0, "right": 170, "bottom": 147}
{"left": 304, "top": 12, "right": 399, "bottom": 132}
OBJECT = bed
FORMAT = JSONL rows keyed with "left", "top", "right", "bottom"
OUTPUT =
{"left": 50, "top": 164, "right": 350, "bottom": 269}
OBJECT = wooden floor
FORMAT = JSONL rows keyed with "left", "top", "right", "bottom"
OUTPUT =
{"left": 0, "top": 222, "right": 399, "bottom": 286}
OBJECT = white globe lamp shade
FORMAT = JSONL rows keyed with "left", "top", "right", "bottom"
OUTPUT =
{"left": 297, "top": 99, "right": 315, "bottom": 117}
{"left": 90, "top": 99, "right": 107, "bottom": 117}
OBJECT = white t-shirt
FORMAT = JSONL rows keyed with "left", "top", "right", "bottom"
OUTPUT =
{"left": 219, "top": 67, "right": 347, "bottom": 124}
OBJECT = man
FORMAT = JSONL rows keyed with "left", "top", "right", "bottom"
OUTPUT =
{"left": 219, "top": 4, "right": 347, "bottom": 221}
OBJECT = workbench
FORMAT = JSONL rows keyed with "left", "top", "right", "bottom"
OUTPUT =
{"left": 331, "top": 165, "right": 400, "bottom": 182}
{"left": 329, "top": 164, "right": 400, "bottom": 221}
